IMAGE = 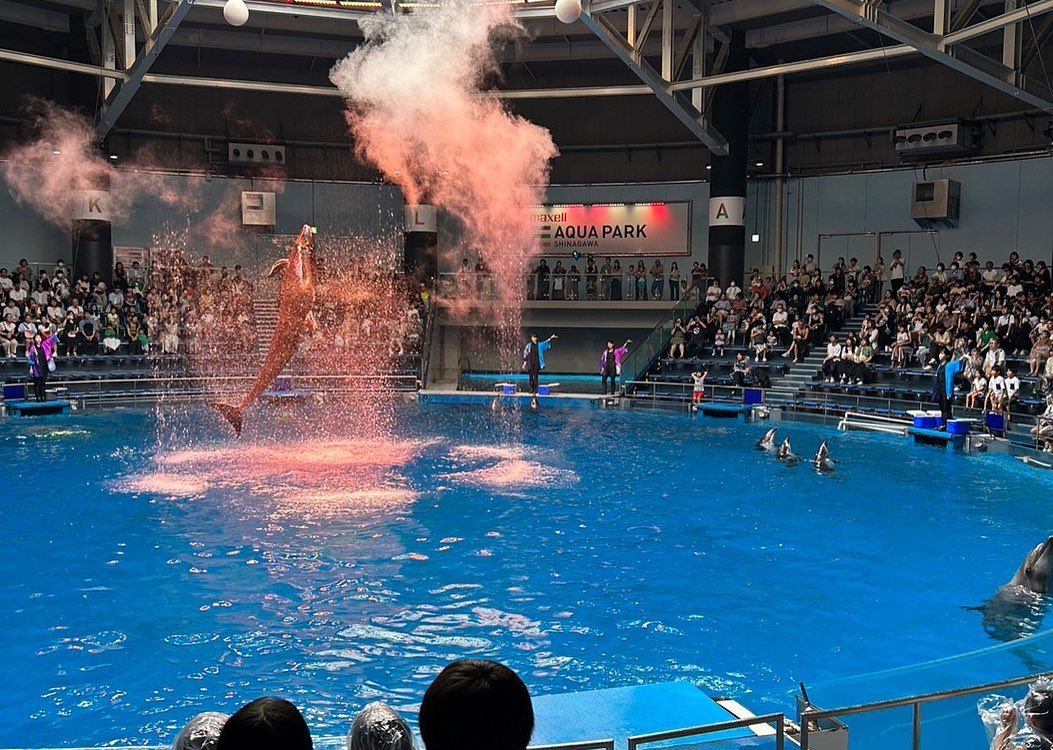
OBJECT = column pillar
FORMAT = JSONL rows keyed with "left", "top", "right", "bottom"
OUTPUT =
{"left": 707, "top": 29, "right": 748, "bottom": 290}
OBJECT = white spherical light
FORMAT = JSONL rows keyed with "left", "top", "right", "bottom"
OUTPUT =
{"left": 554, "top": 0, "right": 582, "bottom": 24}
{"left": 223, "top": 0, "right": 249, "bottom": 26}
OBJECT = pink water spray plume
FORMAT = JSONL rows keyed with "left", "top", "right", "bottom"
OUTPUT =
{"left": 330, "top": 3, "right": 558, "bottom": 305}
{"left": 0, "top": 99, "right": 205, "bottom": 227}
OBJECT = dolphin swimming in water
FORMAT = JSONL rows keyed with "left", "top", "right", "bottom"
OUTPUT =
{"left": 210, "top": 224, "right": 317, "bottom": 436}
{"left": 756, "top": 428, "right": 778, "bottom": 451}
{"left": 973, "top": 537, "right": 1053, "bottom": 644}
{"left": 776, "top": 437, "right": 798, "bottom": 464}
{"left": 813, "top": 441, "right": 836, "bottom": 472}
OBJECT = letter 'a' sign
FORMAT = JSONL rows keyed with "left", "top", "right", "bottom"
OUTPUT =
{"left": 708, "top": 196, "right": 746, "bottom": 227}
{"left": 72, "top": 190, "right": 112, "bottom": 222}
{"left": 404, "top": 205, "right": 437, "bottom": 233}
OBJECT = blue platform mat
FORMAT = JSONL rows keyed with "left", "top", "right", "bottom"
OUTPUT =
{"left": 531, "top": 682, "right": 756, "bottom": 750}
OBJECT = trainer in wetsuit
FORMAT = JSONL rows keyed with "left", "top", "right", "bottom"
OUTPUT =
{"left": 522, "top": 333, "right": 557, "bottom": 394}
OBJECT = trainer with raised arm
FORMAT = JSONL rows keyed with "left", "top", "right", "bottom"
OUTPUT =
{"left": 600, "top": 339, "right": 632, "bottom": 395}
{"left": 523, "top": 333, "right": 557, "bottom": 395}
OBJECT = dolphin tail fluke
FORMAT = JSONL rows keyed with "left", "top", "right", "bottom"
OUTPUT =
{"left": 209, "top": 402, "right": 244, "bottom": 437}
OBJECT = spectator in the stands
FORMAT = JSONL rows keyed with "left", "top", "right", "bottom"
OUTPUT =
{"left": 785, "top": 318, "right": 809, "bottom": 363}
{"left": 731, "top": 352, "right": 751, "bottom": 386}
{"left": 705, "top": 278, "right": 722, "bottom": 305}
{"left": 668, "top": 262, "right": 681, "bottom": 301}
{"left": 668, "top": 317, "right": 686, "bottom": 359}
{"left": 419, "top": 660, "right": 533, "bottom": 750}
{"left": 891, "top": 324, "right": 911, "bottom": 368}
{"left": 60, "top": 312, "right": 79, "bottom": 356}
{"left": 1005, "top": 367, "right": 1022, "bottom": 411}
{"left": 1030, "top": 331, "right": 1051, "bottom": 376}
{"left": 965, "top": 370, "right": 987, "bottom": 410}
{"left": 567, "top": 264, "right": 581, "bottom": 301}
{"left": 0, "top": 313, "right": 17, "bottom": 357}
{"left": 726, "top": 279, "right": 742, "bottom": 300}
{"left": 690, "top": 261, "right": 705, "bottom": 289}
{"left": 983, "top": 338, "right": 1006, "bottom": 376}
{"left": 216, "top": 697, "right": 312, "bottom": 750}
{"left": 633, "top": 261, "right": 647, "bottom": 301}
{"left": 713, "top": 328, "right": 726, "bottom": 357}
{"left": 822, "top": 334, "right": 843, "bottom": 382}
{"left": 889, "top": 251, "right": 905, "bottom": 295}
{"left": 987, "top": 365, "right": 1007, "bottom": 413}
{"left": 46, "top": 296, "right": 64, "bottom": 326}
{"left": 585, "top": 257, "right": 598, "bottom": 301}
{"left": 650, "top": 258, "right": 664, "bottom": 301}
{"left": 610, "top": 260, "right": 622, "bottom": 300}
{"left": 1031, "top": 395, "right": 1053, "bottom": 450}
{"left": 685, "top": 314, "right": 706, "bottom": 357}
{"left": 551, "top": 260, "right": 566, "bottom": 301}
{"left": 600, "top": 257, "right": 613, "bottom": 300}
{"left": 2, "top": 297, "right": 20, "bottom": 322}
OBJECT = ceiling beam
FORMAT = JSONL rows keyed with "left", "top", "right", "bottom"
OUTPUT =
{"left": 96, "top": 0, "right": 195, "bottom": 140}
{"left": 579, "top": 9, "right": 728, "bottom": 153}
{"left": 0, "top": 46, "right": 128, "bottom": 79}
{"left": 943, "top": 0, "right": 1053, "bottom": 44}
{"left": 0, "top": 0, "right": 69, "bottom": 32}
{"left": 669, "top": 43, "right": 917, "bottom": 90}
{"left": 814, "top": 0, "right": 1053, "bottom": 112}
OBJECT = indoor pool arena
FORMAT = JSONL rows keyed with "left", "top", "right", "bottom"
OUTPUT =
{"left": 1, "top": 0, "right": 1052, "bottom": 749}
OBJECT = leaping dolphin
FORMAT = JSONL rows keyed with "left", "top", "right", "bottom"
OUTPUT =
{"left": 209, "top": 224, "right": 317, "bottom": 436}
{"left": 814, "top": 441, "right": 836, "bottom": 472}
{"left": 972, "top": 537, "right": 1053, "bottom": 645}
{"left": 776, "top": 437, "right": 798, "bottom": 464}
{"left": 756, "top": 428, "right": 778, "bottom": 451}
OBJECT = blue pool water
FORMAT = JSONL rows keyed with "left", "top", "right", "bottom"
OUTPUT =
{"left": 2, "top": 404, "right": 1053, "bottom": 748}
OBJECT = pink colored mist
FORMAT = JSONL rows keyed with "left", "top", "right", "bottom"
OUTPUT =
{"left": 124, "top": 439, "right": 420, "bottom": 518}
{"left": 330, "top": 3, "right": 557, "bottom": 320}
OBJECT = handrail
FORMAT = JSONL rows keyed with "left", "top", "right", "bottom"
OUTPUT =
{"left": 799, "top": 671, "right": 1049, "bottom": 750}
{"left": 628, "top": 713, "right": 785, "bottom": 750}
{"left": 619, "top": 280, "right": 708, "bottom": 386}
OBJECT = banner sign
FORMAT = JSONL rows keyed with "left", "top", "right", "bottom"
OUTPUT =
{"left": 529, "top": 202, "right": 691, "bottom": 256}
{"left": 708, "top": 196, "right": 746, "bottom": 227}
{"left": 72, "top": 190, "right": 112, "bottom": 222}
{"left": 405, "top": 205, "right": 437, "bottom": 233}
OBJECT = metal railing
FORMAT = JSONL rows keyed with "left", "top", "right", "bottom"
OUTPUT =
{"left": 628, "top": 714, "right": 785, "bottom": 750}
{"left": 624, "top": 380, "right": 763, "bottom": 406}
{"left": 618, "top": 284, "right": 706, "bottom": 385}
{"left": 434, "top": 271, "right": 705, "bottom": 304}
{"left": 799, "top": 671, "right": 1047, "bottom": 750}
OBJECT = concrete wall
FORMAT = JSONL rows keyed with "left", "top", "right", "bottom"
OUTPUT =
{"left": 774, "top": 154, "right": 1053, "bottom": 274}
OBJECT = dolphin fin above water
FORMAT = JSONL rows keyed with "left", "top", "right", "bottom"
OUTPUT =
{"left": 209, "top": 402, "right": 244, "bottom": 437}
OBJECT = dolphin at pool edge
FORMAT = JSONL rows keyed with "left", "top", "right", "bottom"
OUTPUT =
{"left": 972, "top": 537, "right": 1053, "bottom": 646}
{"left": 209, "top": 224, "right": 318, "bottom": 437}
{"left": 756, "top": 428, "right": 778, "bottom": 452}
{"left": 813, "top": 441, "right": 836, "bottom": 472}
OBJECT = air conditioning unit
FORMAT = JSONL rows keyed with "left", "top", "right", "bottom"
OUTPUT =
{"left": 911, "top": 179, "right": 960, "bottom": 225}
{"left": 241, "top": 191, "right": 276, "bottom": 226}
{"left": 893, "top": 121, "right": 980, "bottom": 160}
{"left": 228, "top": 142, "right": 286, "bottom": 165}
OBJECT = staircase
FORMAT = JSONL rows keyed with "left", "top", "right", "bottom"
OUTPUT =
{"left": 764, "top": 303, "right": 877, "bottom": 406}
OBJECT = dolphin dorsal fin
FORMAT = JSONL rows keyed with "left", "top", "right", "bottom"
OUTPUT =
{"left": 268, "top": 259, "right": 289, "bottom": 278}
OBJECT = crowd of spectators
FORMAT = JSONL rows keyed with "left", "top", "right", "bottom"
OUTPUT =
{"left": 658, "top": 249, "right": 1053, "bottom": 425}
{"left": 169, "top": 659, "right": 533, "bottom": 750}
{"left": 447, "top": 254, "right": 711, "bottom": 302}
{"left": 0, "top": 254, "right": 258, "bottom": 361}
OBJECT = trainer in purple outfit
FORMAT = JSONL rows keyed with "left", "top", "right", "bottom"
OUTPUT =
{"left": 600, "top": 339, "right": 633, "bottom": 395}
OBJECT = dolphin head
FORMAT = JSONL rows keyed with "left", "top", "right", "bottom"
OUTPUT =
{"left": 289, "top": 224, "right": 316, "bottom": 291}
{"left": 1011, "top": 537, "right": 1053, "bottom": 593}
